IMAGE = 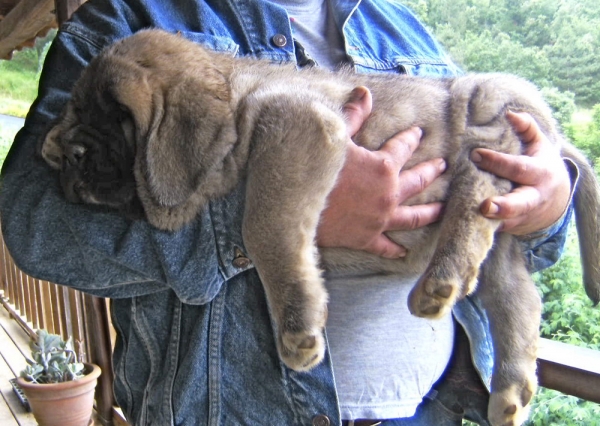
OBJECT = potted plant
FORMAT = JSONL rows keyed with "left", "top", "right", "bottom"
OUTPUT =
{"left": 16, "top": 329, "right": 101, "bottom": 426}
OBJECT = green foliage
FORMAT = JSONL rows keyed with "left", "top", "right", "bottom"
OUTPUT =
{"left": 535, "top": 226, "right": 600, "bottom": 349}
{"left": 527, "top": 388, "right": 600, "bottom": 426}
{"left": 567, "top": 104, "right": 600, "bottom": 167}
{"left": 20, "top": 330, "right": 85, "bottom": 384}
{"left": 518, "top": 226, "right": 600, "bottom": 425}
{"left": 0, "top": 67, "right": 39, "bottom": 101}
{"left": 546, "top": 1, "right": 600, "bottom": 107}
{"left": 0, "top": 29, "right": 55, "bottom": 117}
{"left": 540, "top": 87, "right": 576, "bottom": 128}
{"left": 403, "top": 0, "right": 600, "bottom": 106}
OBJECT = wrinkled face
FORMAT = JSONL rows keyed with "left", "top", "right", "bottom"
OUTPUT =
{"left": 42, "top": 94, "right": 143, "bottom": 218}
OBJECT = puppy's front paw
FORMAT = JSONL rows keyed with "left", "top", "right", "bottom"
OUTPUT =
{"left": 488, "top": 381, "right": 535, "bottom": 426}
{"left": 279, "top": 330, "right": 326, "bottom": 371}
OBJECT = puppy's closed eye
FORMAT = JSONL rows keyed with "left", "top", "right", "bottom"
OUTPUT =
{"left": 120, "top": 116, "right": 135, "bottom": 144}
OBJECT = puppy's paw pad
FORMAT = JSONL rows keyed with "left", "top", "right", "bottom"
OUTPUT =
{"left": 434, "top": 284, "right": 454, "bottom": 299}
{"left": 408, "top": 278, "right": 457, "bottom": 319}
{"left": 279, "top": 331, "right": 325, "bottom": 372}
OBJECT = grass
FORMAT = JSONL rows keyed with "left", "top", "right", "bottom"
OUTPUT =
{"left": 0, "top": 40, "right": 44, "bottom": 167}
{"left": 0, "top": 97, "right": 34, "bottom": 118}
{"left": 0, "top": 35, "right": 53, "bottom": 118}
{"left": 0, "top": 65, "right": 38, "bottom": 117}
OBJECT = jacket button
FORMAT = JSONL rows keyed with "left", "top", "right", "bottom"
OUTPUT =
{"left": 232, "top": 256, "right": 251, "bottom": 268}
{"left": 272, "top": 33, "right": 287, "bottom": 47}
{"left": 232, "top": 247, "right": 251, "bottom": 269}
{"left": 312, "top": 414, "right": 330, "bottom": 426}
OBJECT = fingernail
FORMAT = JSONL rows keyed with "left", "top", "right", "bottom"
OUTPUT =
{"left": 398, "top": 248, "right": 407, "bottom": 258}
{"left": 438, "top": 158, "right": 447, "bottom": 171}
{"left": 350, "top": 86, "right": 368, "bottom": 101}
{"left": 471, "top": 150, "right": 482, "bottom": 163}
{"left": 485, "top": 202, "right": 499, "bottom": 215}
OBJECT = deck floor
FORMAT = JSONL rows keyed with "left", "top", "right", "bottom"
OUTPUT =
{"left": 0, "top": 307, "right": 37, "bottom": 426}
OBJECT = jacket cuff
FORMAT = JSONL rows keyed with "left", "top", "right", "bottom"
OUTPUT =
{"left": 518, "top": 158, "right": 578, "bottom": 272}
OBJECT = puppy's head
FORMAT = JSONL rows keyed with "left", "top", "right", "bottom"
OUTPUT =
{"left": 41, "top": 50, "right": 152, "bottom": 218}
{"left": 41, "top": 30, "right": 237, "bottom": 228}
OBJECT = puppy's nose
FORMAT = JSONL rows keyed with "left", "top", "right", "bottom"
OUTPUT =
{"left": 64, "top": 143, "right": 87, "bottom": 166}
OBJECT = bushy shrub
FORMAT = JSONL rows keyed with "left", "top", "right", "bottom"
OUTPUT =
{"left": 523, "top": 224, "right": 600, "bottom": 426}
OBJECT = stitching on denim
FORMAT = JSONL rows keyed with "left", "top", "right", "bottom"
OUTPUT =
{"left": 163, "top": 298, "right": 182, "bottom": 425}
{"left": 60, "top": 22, "right": 113, "bottom": 51}
{"left": 111, "top": 303, "right": 135, "bottom": 420}
{"left": 132, "top": 297, "right": 159, "bottom": 424}
{"left": 207, "top": 287, "right": 226, "bottom": 425}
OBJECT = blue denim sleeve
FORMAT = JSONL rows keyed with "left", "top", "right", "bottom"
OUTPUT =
{"left": 519, "top": 158, "right": 579, "bottom": 273}
{"left": 0, "top": 8, "right": 226, "bottom": 303}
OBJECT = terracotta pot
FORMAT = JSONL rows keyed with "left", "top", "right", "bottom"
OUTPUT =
{"left": 16, "top": 363, "right": 101, "bottom": 426}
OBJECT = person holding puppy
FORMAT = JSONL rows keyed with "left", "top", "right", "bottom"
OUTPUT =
{"left": 0, "top": 0, "right": 573, "bottom": 425}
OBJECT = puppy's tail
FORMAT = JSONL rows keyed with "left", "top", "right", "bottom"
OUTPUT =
{"left": 563, "top": 144, "right": 600, "bottom": 305}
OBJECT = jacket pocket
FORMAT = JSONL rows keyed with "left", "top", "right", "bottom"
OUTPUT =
{"left": 177, "top": 30, "right": 239, "bottom": 55}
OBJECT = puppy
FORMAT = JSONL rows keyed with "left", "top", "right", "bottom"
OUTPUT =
{"left": 41, "top": 29, "right": 600, "bottom": 426}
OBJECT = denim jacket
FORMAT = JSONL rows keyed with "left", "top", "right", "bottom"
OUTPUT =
{"left": 0, "top": 1, "right": 572, "bottom": 425}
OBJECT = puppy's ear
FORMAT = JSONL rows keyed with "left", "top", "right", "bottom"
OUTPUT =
{"left": 142, "top": 70, "right": 236, "bottom": 208}
{"left": 41, "top": 124, "right": 66, "bottom": 170}
{"left": 108, "top": 65, "right": 154, "bottom": 140}
{"left": 40, "top": 102, "right": 79, "bottom": 170}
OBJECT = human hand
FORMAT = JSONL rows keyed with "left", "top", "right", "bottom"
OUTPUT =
{"left": 471, "top": 111, "right": 571, "bottom": 235}
{"left": 316, "top": 87, "right": 446, "bottom": 258}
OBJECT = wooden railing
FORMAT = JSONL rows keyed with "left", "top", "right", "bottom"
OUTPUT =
{"left": 0, "top": 227, "right": 118, "bottom": 425}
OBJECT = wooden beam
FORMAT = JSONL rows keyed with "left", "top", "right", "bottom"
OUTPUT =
{"left": 54, "top": 0, "right": 85, "bottom": 26}
{"left": 0, "top": 0, "right": 56, "bottom": 59}
{"left": 537, "top": 337, "right": 600, "bottom": 403}
{"left": 0, "top": 0, "right": 20, "bottom": 19}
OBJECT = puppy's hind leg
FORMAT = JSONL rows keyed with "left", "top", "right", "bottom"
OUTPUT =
{"left": 408, "top": 160, "right": 505, "bottom": 318}
{"left": 242, "top": 98, "right": 348, "bottom": 371}
{"left": 478, "top": 234, "right": 541, "bottom": 426}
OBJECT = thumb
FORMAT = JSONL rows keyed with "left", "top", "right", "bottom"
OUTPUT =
{"left": 365, "top": 234, "right": 407, "bottom": 259}
{"left": 343, "top": 86, "right": 373, "bottom": 137}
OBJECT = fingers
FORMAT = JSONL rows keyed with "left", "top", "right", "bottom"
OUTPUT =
{"left": 472, "top": 111, "right": 572, "bottom": 235}
{"left": 388, "top": 202, "right": 445, "bottom": 231}
{"left": 506, "top": 111, "right": 543, "bottom": 146}
{"left": 480, "top": 186, "right": 542, "bottom": 230}
{"left": 471, "top": 149, "right": 547, "bottom": 186}
{"left": 316, "top": 124, "right": 447, "bottom": 256}
{"left": 396, "top": 157, "right": 446, "bottom": 201}
{"left": 343, "top": 86, "right": 373, "bottom": 137}
{"left": 365, "top": 235, "right": 408, "bottom": 259}
{"left": 379, "top": 127, "right": 422, "bottom": 169}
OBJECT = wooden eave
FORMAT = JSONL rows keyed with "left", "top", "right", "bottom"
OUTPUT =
{"left": 0, "top": 0, "right": 85, "bottom": 60}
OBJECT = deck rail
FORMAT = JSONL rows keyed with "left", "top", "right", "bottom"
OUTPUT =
{"left": 0, "top": 227, "right": 117, "bottom": 425}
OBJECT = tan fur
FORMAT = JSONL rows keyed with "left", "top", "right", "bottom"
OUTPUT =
{"left": 41, "top": 30, "right": 600, "bottom": 426}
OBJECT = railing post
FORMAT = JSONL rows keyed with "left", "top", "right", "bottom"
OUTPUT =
{"left": 84, "top": 295, "right": 115, "bottom": 425}
{"left": 54, "top": 0, "right": 86, "bottom": 25}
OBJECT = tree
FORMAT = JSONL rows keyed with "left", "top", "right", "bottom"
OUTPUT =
{"left": 402, "top": 0, "right": 600, "bottom": 106}
{"left": 567, "top": 104, "right": 600, "bottom": 168}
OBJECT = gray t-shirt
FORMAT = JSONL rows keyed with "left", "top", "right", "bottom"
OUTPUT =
{"left": 274, "top": 0, "right": 347, "bottom": 69}
{"left": 271, "top": 0, "right": 455, "bottom": 420}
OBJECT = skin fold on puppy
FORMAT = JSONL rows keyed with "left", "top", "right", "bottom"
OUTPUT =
{"left": 41, "top": 29, "right": 600, "bottom": 426}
